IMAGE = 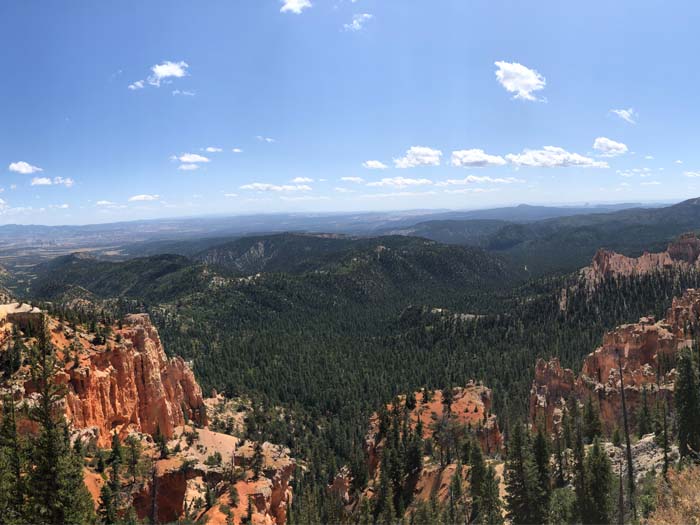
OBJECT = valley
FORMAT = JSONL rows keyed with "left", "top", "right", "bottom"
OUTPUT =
{"left": 1, "top": 200, "right": 700, "bottom": 523}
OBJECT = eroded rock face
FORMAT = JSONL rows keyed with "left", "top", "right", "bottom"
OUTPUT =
{"left": 62, "top": 313, "right": 207, "bottom": 446}
{"left": 366, "top": 383, "right": 502, "bottom": 478}
{"left": 531, "top": 289, "right": 700, "bottom": 434}
{"left": 580, "top": 233, "right": 700, "bottom": 289}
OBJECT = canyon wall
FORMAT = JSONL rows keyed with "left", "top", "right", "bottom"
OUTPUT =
{"left": 531, "top": 288, "right": 700, "bottom": 434}
{"left": 54, "top": 313, "right": 208, "bottom": 447}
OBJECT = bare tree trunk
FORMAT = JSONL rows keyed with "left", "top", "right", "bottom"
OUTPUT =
{"left": 618, "top": 350, "right": 636, "bottom": 520}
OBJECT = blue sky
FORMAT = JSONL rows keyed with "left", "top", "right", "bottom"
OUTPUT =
{"left": 2, "top": 0, "right": 700, "bottom": 224}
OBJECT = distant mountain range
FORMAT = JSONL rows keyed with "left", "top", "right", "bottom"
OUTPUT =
{"left": 2, "top": 199, "right": 699, "bottom": 279}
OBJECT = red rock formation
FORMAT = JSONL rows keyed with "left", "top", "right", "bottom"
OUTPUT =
{"left": 366, "top": 383, "right": 502, "bottom": 478}
{"left": 59, "top": 314, "right": 207, "bottom": 446}
{"left": 579, "top": 233, "right": 700, "bottom": 290}
{"left": 531, "top": 289, "right": 700, "bottom": 434}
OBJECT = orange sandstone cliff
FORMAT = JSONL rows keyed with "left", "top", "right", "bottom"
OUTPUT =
{"left": 581, "top": 233, "right": 700, "bottom": 289}
{"left": 360, "top": 383, "right": 502, "bottom": 517}
{"left": 0, "top": 307, "right": 295, "bottom": 524}
{"left": 531, "top": 288, "right": 700, "bottom": 434}
{"left": 60, "top": 313, "right": 207, "bottom": 447}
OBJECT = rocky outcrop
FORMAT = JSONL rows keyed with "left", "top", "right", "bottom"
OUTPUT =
{"left": 580, "top": 233, "right": 700, "bottom": 289}
{"left": 366, "top": 383, "right": 502, "bottom": 477}
{"left": 531, "top": 289, "right": 700, "bottom": 434}
{"left": 59, "top": 313, "right": 207, "bottom": 446}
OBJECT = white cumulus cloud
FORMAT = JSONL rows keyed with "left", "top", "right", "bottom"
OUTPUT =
{"left": 506, "top": 146, "right": 608, "bottom": 168}
{"left": 450, "top": 149, "right": 507, "bottom": 167}
{"left": 281, "top": 0, "right": 311, "bottom": 13}
{"left": 128, "top": 80, "right": 145, "bottom": 90}
{"left": 204, "top": 147, "right": 222, "bottom": 153}
{"left": 593, "top": 137, "right": 628, "bottom": 157}
{"left": 684, "top": 171, "right": 700, "bottom": 178}
{"left": 9, "top": 161, "right": 43, "bottom": 174}
{"left": 494, "top": 61, "right": 546, "bottom": 101}
{"left": 292, "top": 177, "right": 313, "bottom": 183}
{"left": 172, "top": 153, "right": 210, "bottom": 163}
{"left": 148, "top": 61, "right": 189, "bottom": 87}
{"left": 178, "top": 164, "right": 199, "bottom": 171}
{"left": 393, "top": 146, "right": 442, "bottom": 169}
{"left": 341, "top": 177, "right": 365, "bottom": 184}
{"left": 30, "top": 177, "right": 52, "bottom": 186}
{"left": 232, "top": 148, "right": 243, "bottom": 153}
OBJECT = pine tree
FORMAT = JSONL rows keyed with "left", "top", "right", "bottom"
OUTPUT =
{"left": 581, "top": 438, "right": 613, "bottom": 525}
{"left": 448, "top": 463, "right": 467, "bottom": 525}
{"left": 675, "top": 348, "right": 700, "bottom": 458}
{"left": 109, "top": 431, "right": 123, "bottom": 466}
{"left": 583, "top": 396, "right": 602, "bottom": 443}
{"left": 504, "top": 423, "right": 543, "bottom": 525}
{"left": 377, "top": 485, "right": 396, "bottom": 525}
{"left": 24, "top": 316, "right": 95, "bottom": 525}
{"left": 252, "top": 441, "right": 264, "bottom": 479}
{"left": 637, "top": 386, "right": 652, "bottom": 438}
{"left": 154, "top": 425, "right": 168, "bottom": 459}
{"left": 0, "top": 397, "right": 23, "bottom": 522}
{"left": 98, "top": 483, "right": 117, "bottom": 524}
{"left": 572, "top": 417, "right": 586, "bottom": 522}
{"left": 126, "top": 435, "right": 141, "bottom": 483}
{"left": 478, "top": 465, "right": 504, "bottom": 525}
{"left": 533, "top": 427, "right": 551, "bottom": 517}
{"left": 469, "top": 443, "right": 486, "bottom": 523}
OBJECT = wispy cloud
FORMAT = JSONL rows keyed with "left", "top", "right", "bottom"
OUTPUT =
{"left": 362, "top": 160, "right": 388, "bottom": 170}
{"left": 436, "top": 175, "right": 524, "bottom": 186}
{"left": 256, "top": 135, "right": 276, "bottom": 143}
{"left": 610, "top": 108, "right": 637, "bottom": 124}
{"left": 128, "top": 194, "right": 160, "bottom": 202}
{"left": 341, "top": 177, "right": 365, "bottom": 183}
{"left": 367, "top": 177, "right": 433, "bottom": 188}
{"left": 240, "top": 182, "right": 312, "bottom": 192}
{"left": 31, "top": 176, "right": 74, "bottom": 187}
{"left": 291, "top": 177, "right": 313, "bottom": 183}
{"left": 204, "top": 147, "right": 222, "bottom": 153}
{"left": 344, "top": 13, "right": 373, "bottom": 31}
